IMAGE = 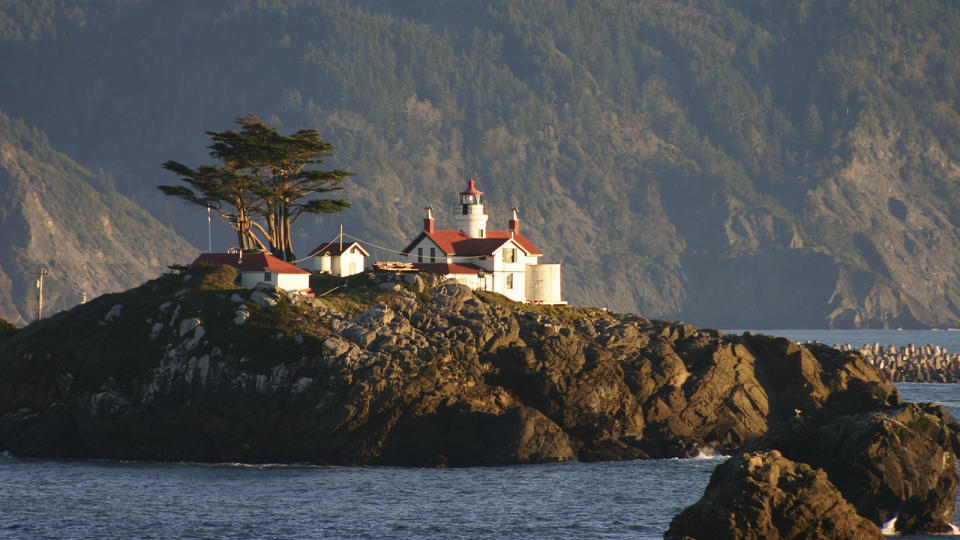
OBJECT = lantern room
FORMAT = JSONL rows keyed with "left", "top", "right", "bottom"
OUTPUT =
{"left": 460, "top": 178, "right": 483, "bottom": 206}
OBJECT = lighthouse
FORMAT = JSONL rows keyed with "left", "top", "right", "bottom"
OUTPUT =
{"left": 399, "top": 177, "right": 563, "bottom": 304}
{"left": 455, "top": 178, "right": 489, "bottom": 238}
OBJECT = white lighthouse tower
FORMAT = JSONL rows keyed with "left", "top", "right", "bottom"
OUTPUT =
{"left": 455, "top": 178, "right": 489, "bottom": 238}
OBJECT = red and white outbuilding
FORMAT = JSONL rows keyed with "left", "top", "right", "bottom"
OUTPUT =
{"left": 307, "top": 241, "right": 369, "bottom": 276}
{"left": 192, "top": 252, "right": 312, "bottom": 293}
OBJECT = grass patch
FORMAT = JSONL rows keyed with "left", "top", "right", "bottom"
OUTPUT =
{"left": 474, "top": 290, "right": 605, "bottom": 323}
{"left": 311, "top": 273, "right": 414, "bottom": 317}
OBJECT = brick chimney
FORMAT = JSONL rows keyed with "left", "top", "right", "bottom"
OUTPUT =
{"left": 424, "top": 205, "right": 435, "bottom": 233}
{"left": 508, "top": 206, "right": 520, "bottom": 234}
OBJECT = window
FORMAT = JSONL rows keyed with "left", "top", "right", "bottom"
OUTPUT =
{"left": 264, "top": 271, "right": 272, "bottom": 282}
{"left": 430, "top": 247, "right": 436, "bottom": 262}
{"left": 479, "top": 229, "right": 484, "bottom": 238}
{"left": 506, "top": 273, "right": 514, "bottom": 289}
{"left": 417, "top": 247, "right": 423, "bottom": 262}
{"left": 503, "top": 248, "right": 516, "bottom": 263}
{"left": 462, "top": 204, "right": 469, "bottom": 215}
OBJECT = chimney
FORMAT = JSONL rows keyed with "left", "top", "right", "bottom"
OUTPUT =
{"left": 508, "top": 206, "right": 520, "bottom": 234}
{"left": 424, "top": 205, "right": 435, "bottom": 233}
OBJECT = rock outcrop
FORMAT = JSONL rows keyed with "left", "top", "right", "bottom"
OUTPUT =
{"left": 0, "top": 265, "right": 904, "bottom": 465}
{"left": 664, "top": 450, "right": 885, "bottom": 540}
{"left": 747, "top": 403, "right": 960, "bottom": 535}
{"left": 667, "top": 399, "right": 960, "bottom": 537}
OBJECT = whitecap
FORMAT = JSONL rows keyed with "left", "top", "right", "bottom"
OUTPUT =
{"left": 880, "top": 515, "right": 897, "bottom": 535}
{"left": 691, "top": 447, "right": 728, "bottom": 460}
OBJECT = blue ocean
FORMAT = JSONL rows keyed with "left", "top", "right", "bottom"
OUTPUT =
{"left": 2, "top": 331, "right": 959, "bottom": 539}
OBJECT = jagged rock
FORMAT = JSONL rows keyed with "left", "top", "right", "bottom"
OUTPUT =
{"left": 149, "top": 322, "right": 164, "bottom": 339}
{"left": 747, "top": 403, "right": 960, "bottom": 535}
{"left": 403, "top": 273, "right": 424, "bottom": 292}
{"left": 665, "top": 450, "right": 884, "bottom": 540}
{"left": 251, "top": 282, "right": 281, "bottom": 306}
{"left": 179, "top": 318, "right": 201, "bottom": 337}
{"left": 233, "top": 307, "right": 250, "bottom": 325}
{"left": 354, "top": 305, "right": 394, "bottom": 327}
{"left": 104, "top": 304, "right": 124, "bottom": 323}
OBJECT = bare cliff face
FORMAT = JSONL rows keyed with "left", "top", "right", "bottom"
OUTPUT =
{"left": 0, "top": 264, "right": 903, "bottom": 465}
{"left": 0, "top": 111, "right": 196, "bottom": 325}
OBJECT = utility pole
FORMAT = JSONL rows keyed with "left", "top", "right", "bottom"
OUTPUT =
{"left": 36, "top": 267, "right": 48, "bottom": 320}
{"left": 207, "top": 206, "right": 213, "bottom": 253}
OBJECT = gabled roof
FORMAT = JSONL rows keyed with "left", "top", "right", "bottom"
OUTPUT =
{"left": 307, "top": 241, "right": 370, "bottom": 258}
{"left": 192, "top": 253, "right": 311, "bottom": 274}
{"left": 402, "top": 229, "right": 543, "bottom": 257}
{"left": 413, "top": 262, "right": 485, "bottom": 275}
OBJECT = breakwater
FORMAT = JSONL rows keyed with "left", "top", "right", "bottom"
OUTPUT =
{"left": 827, "top": 342, "right": 960, "bottom": 383}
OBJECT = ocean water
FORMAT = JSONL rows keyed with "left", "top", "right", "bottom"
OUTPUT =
{"left": 1, "top": 332, "right": 959, "bottom": 539}
{"left": 726, "top": 328, "right": 960, "bottom": 351}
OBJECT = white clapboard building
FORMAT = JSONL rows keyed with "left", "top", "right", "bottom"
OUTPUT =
{"left": 192, "top": 252, "right": 312, "bottom": 293}
{"left": 401, "top": 178, "right": 563, "bottom": 304}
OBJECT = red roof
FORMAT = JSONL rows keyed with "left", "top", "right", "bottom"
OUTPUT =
{"left": 307, "top": 241, "right": 370, "bottom": 257}
{"left": 403, "top": 228, "right": 543, "bottom": 257}
{"left": 192, "top": 253, "right": 311, "bottom": 274}
{"left": 461, "top": 178, "right": 483, "bottom": 195}
{"left": 413, "top": 262, "right": 486, "bottom": 275}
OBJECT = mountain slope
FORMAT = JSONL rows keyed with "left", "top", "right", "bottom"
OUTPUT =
{"left": 0, "top": 109, "right": 196, "bottom": 325}
{"left": 3, "top": 0, "right": 960, "bottom": 328}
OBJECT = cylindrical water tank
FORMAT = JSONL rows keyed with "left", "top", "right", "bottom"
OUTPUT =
{"left": 525, "top": 263, "right": 562, "bottom": 304}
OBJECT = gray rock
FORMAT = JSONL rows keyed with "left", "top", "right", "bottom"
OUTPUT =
{"left": 149, "top": 322, "right": 164, "bottom": 340}
{"left": 323, "top": 337, "right": 351, "bottom": 357}
{"left": 251, "top": 291, "right": 278, "bottom": 307}
{"left": 103, "top": 304, "right": 124, "bottom": 323}
{"left": 665, "top": 450, "right": 884, "bottom": 540}
{"left": 403, "top": 273, "right": 424, "bottom": 292}
{"left": 179, "top": 318, "right": 201, "bottom": 337}
{"left": 233, "top": 306, "right": 250, "bottom": 325}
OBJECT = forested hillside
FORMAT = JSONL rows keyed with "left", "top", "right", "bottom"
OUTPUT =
{"left": 2, "top": 0, "right": 960, "bottom": 328}
{"left": 0, "top": 109, "right": 195, "bottom": 325}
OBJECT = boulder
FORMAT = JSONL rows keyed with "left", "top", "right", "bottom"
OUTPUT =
{"left": 665, "top": 450, "right": 884, "bottom": 540}
{"left": 749, "top": 403, "right": 960, "bottom": 534}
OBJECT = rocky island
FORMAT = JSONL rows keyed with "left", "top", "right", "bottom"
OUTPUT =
{"left": 0, "top": 263, "right": 957, "bottom": 535}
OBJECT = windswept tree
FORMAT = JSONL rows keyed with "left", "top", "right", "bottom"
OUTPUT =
{"left": 160, "top": 114, "right": 352, "bottom": 260}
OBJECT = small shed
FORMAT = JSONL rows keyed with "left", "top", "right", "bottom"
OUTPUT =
{"left": 307, "top": 241, "right": 369, "bottom": 276}
{"left": 192, "top": 252, "right": 312, "bottom": 292}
